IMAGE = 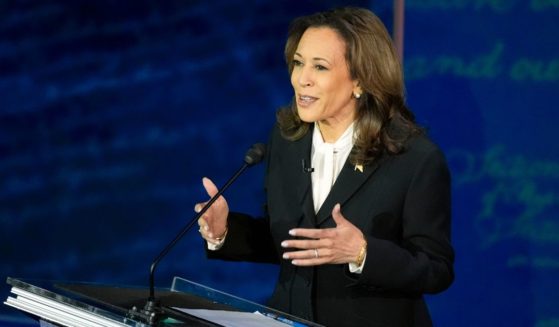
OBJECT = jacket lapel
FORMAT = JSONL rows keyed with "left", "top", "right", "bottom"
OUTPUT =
{"left": 284, "top": 126, "right": 315, "bottom": 228}
{"left": 315, "top": 157, "right": 381, "bottom": 226}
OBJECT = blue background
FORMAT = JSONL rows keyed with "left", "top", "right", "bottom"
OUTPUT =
{"left": 1, "top": 1, "right": 558, "bottom": 326}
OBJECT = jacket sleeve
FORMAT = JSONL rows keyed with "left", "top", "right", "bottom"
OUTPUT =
{"left": 355, "top": 147, "right": 454, "bottom": 294}
{"left": 205, "top": 212, "right": 279, "bottom": 264}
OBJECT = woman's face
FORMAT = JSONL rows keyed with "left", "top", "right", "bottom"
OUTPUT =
{"left": 291, "top": 27, "right": 360, "bottom": 126}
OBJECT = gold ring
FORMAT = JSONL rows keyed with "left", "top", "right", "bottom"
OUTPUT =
{"left": 314, "top": 248, "right": 319, "bottom": 259}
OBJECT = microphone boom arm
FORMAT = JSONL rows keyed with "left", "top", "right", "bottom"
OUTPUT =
{"left": 135, "top": 143, "right": 266, "bottom": 325}
{"left": 148, "top": 162, "right": 250, "bottom": 302}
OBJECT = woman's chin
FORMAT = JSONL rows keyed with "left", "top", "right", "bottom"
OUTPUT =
{"left": 297, "top": 110, "right": 318, "bottom": 123}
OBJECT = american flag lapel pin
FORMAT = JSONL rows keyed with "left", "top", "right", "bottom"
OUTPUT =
{"left": 354, "top": 164, "right": 364, "bottom": 173}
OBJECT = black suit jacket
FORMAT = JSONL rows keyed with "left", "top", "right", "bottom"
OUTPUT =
{"left": 207, "top": 124, "right": 454, "bottom": 327}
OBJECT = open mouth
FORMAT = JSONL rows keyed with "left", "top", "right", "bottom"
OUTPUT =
{"left": 298, "top": 95, "right": 318, "bottom": 106}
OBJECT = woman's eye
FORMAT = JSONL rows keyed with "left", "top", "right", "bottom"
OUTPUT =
{"left": 292, "top": 59, "right": 303, "bottom": 67}
{"left": 315, "top": 65, "right": 328, "bottom": 71}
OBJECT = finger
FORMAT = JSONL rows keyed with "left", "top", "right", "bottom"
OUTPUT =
{"left": 331, "top": 203, "right": 347, "bottom": 226}
{"left": 198, "top": 222, "right": 223, "bottom": 243}
{"left": 291, "top": 258, "right": 325, "bottom": 266}
{"left": 282, "top": 239, "right": 318, "bottom": 250}
{"left": 288, "top": 228, "right": 336, "bottom": 240}
{"left": 281, "top": 238, "right": 333, "bottom": 250}
{"left": 202, "top": 177, "right": 219, "bottom": 198}
{"left": 282, "top": 249, "right": 330, "bottom": 266}
{"left": 199, "top": 228, "right": 220, "bottom": 244}
{"left": 283, "top": 249, "right": 314, "bottom": 259}
{"left": 194, "top": 202, "right": 207, "bottom": 213}
{"left": 197, "top": 218, "right": 209, "bottom": 231}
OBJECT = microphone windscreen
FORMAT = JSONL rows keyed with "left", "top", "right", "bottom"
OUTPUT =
{"left": 244, "top": 143, "right": 266, "bottom": 166}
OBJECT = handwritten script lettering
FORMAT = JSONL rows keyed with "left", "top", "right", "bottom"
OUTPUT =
{"left": 406, "top": 43, "right": 504, "bottom": 80}
{"left": 449, "top": 146, "right": 559, "bottom": 248}
{"left": 406, "top": 42, "right": 559, "bottom": 82}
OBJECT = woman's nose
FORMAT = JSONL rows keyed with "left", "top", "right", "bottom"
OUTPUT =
{"left": 297, "top": 67, "right": 313, "bottom": 87}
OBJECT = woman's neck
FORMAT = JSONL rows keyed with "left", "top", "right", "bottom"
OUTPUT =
{"left": 317, "top": 117, "right": 355, "bottom": 143}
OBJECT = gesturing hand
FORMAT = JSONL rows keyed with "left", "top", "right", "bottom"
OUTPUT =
{"left": 194, "top": 177, "right": 229, "bottom": 244}
{"left": 281, "top": 203, "right": 366, "bottom": 266}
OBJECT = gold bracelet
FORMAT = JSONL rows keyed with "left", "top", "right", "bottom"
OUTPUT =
{"left": 355, "top": 239, "right": 367, "bottom": 267}
{"left": 214, "top": 227, "right": 228, "bottom": 242}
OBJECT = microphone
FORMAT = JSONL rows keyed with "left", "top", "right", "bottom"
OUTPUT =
{"left": 130, "top": 143, "right": 266, "bottom": 325}
{"left": 301, "top": 159, "right": 314, "bottom": 173}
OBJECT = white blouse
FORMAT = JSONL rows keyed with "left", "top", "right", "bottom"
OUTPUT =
{"left": 311, "top": 122, "right": 355, "bottom": 213}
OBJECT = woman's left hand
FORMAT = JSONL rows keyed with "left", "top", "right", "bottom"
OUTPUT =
{"left": 281, "top": 203, "right": 366, "bottom": 266}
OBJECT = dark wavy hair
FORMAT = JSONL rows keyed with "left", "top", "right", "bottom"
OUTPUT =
{"left": 277, "top": 7, "right": 422, "bottom": 165}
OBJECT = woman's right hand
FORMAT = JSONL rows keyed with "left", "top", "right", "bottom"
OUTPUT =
{"left": 195, "top": 177, "right": 229, "bottom": 244}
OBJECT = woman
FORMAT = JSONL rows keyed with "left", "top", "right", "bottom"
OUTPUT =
{"left": 195, "top": 7, "right": 454, "bottom": 327}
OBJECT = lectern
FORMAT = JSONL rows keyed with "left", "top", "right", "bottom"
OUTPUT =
{"left": 5, "top": 276, "right": 321, "bottom": 327}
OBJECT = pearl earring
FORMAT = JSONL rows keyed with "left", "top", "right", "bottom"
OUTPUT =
{"left": 354, "top": 92, "right": 361, "bottom": 99}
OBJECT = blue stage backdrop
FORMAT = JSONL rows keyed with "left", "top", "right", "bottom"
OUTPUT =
{"left": 1, "top": 1, "right": 558, "bottom": 326}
